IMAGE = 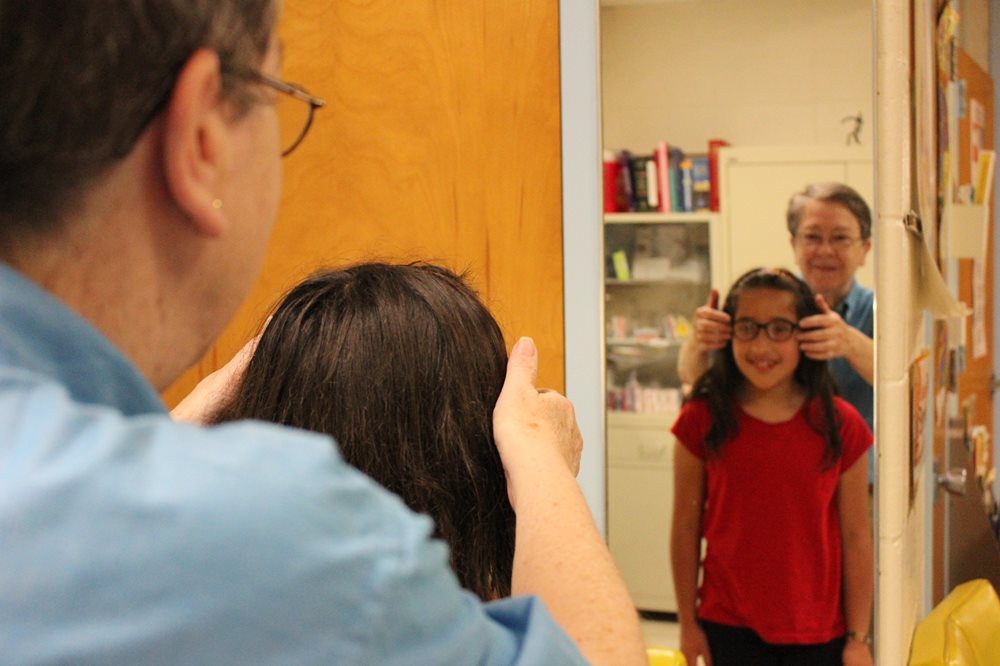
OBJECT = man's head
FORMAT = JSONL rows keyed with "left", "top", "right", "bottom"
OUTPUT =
{"left": 786, "top": 182, "right": 872, "bottom": 305}
{"left": 0, "top": 0, "right": 278, "bottom": 235}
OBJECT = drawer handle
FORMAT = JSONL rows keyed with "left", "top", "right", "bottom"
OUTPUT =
{"left": 639, "top": 442, "right": 667, "bottom": 458}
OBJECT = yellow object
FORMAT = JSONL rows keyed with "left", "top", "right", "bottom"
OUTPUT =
{"left": 647, "top": 646, "right": 687, "bottom": 666}
{"left": 909, "top": 579, "right": 1000, "bottom": 665}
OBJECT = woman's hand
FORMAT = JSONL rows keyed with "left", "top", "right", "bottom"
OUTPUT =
{"left": 492, "top": 337, "right": 583, "bottom": 509}
{"left": 691, "top": 289, "right": 731, "bottom": 354}
{"left": 170, "top": 332, "right": 261, "bottom": 424}
{"left": 797, "top": 294, "right": 853, "bottom": 360}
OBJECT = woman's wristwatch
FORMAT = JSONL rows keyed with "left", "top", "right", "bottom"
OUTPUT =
{"left": 845, "top": 630, "right": 873, "bottom": 646}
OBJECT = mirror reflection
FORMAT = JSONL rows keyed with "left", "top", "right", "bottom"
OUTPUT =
{"left": 599, "top": 0, "right": 875, "bottom": 658}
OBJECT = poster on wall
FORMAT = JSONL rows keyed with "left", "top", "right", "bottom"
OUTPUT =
{"left": 910, "top": 349, "right": 931, "bottom": 507}
{"left": 970, "top": 98, "right": 984, "bottom": 183}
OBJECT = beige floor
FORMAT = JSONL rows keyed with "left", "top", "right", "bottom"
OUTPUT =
{"left": 641, "top": 616, "right": 680, "bottom": 650}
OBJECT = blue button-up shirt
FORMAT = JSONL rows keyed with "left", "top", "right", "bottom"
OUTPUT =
{"left": 829, "top": 280, "right": 874, "bottom": 477}
{"left": 0, "top": 263, "right": 583, "bottom": 664}
{"left": 828, "top": 280, "right": 874, "bottom": 431}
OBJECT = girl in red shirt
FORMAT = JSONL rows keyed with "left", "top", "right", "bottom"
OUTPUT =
{"left": 671, "top": 268, "right": 873, "bottom": 666}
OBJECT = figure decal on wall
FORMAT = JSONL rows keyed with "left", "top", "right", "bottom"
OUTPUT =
{"left": 842, "top": 113, "right": 863, "bottom": 145}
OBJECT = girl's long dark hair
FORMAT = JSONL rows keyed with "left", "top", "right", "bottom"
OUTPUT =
{"left": 689, "top": 267, "right": 843, "bottom": 467}
{"left": 211, "top": 263, "right": 514, "bottom": 600}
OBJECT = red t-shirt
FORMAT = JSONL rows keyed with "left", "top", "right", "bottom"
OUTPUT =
{"left": 671, "top": 397, "right": 872, "bottom": 644}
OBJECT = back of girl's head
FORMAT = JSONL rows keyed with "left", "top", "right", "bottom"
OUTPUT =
{"left": 691, "top": 267, "right": 842, "bottom": 463}
{"left": 213, "top": 262, "right": 513, "bottom": 600}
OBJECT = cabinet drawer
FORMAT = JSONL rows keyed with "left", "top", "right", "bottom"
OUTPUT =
{"left": 608, "top": 425, "right": 675, "bottom": 467}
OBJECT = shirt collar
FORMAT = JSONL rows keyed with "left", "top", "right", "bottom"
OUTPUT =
{"left": 0, "top": 262, "right": 165, "bottom": 416}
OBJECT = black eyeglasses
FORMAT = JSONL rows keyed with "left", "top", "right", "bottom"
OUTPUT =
{"left": 231, "top": 69, "right": 326, "bottom": 156}
{"left": 732, "top": 318, "right": 799, "bottom": 342}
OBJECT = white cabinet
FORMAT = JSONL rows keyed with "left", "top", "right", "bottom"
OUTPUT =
{"left": 607, "top": 411, "right": 677, "bottom": 611}
{"left": 718, "top": 145, "right": 874, "bottom": 289}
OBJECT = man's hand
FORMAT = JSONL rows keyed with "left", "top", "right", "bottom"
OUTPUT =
{"left": 492, "top": 337, "right": 583, "bottom": 510}
{"left": 692, "top": 289, "right": 731, "bottom": 354}
{"left": 170, "top": 332, "right": 262, "bottom": 424}
{"left": 797, "top": 294, "right": 853, "bottom": 361}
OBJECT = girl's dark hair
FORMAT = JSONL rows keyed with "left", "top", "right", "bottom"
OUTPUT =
{"left": 212, "top": 262, "right": 514, "bottom": 600}
{"left": 689, "top": 267, "right": 843, "bottom": 467}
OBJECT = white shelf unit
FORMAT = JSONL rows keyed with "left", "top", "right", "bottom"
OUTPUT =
{"left": 603, "top": 211, "right": 723, "bottom": 613}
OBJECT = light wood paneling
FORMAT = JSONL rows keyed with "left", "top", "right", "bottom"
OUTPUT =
{"left": 164, "top": 0, "right": 564, "bottom": 407}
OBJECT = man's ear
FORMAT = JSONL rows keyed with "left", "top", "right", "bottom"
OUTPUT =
{"left": 161, "top": 48, "right": 229, "bottom": 238}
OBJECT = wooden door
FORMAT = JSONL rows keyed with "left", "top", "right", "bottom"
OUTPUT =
{"left": 163, "top": 1, "right": 565, "bottom": 407}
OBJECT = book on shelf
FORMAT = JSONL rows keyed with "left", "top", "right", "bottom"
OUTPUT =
{"left": 645, "top": 156, "right": 659, "bottom": 211}
{"left": 611, "top": 249, "right": 631, "bottom": 281}
{"left": 690, "top": 153, "right": 711, "bottom": 211}
{"left": 627, "top": 154, "right": 658, "bottom": 212}
{"left": 654, "top": 141, "right": 672, "bottom": 212}
{"left": 668, "top": 147, "right": 684, "bottom": 212}
{"left": 708, "top": 139, "right": 729, "bottom": 212}
{"left": 617, "top": 149, "right": 634, "bottom": 211}
{"left": 602, "top": 150, "right": 625, "bottom": 213}
{"left": 679, "top": 158, "right": 693, "bottom": 212}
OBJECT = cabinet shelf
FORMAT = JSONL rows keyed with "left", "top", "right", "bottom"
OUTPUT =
{"left": 606, "top": 277, "right": 702, "bottom": 287}
{"left": 604, "top": 212, "right": 718, "bottom": 224}
{"left": 607, "top": 337, "right": 682, "bottom": 349}
{"left": 607, "top": 410, "right": 673, "bottom": 429}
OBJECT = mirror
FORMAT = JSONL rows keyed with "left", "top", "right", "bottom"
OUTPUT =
{"left": 598, "top": 0, "right": 875, "bottom": 632}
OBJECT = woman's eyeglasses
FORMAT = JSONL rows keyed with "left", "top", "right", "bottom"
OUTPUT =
{"left": 251, "top": 72, "right": 325, "bottom": 157}
{"left": 794, "top": 232, "right": 862, "bottom": 251}
{"left": 732, "top": 318, "right": 799, "bottom": 342}
{"left": 228, "top": 68, "right": 326, "bottom": 157}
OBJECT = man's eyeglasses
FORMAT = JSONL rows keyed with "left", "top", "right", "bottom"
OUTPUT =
{"left": 795, "top": 232, "right": 863, "bottom": 251}
{"left": 732, "top": 318, "right": 799, "bottom": 342}
{"left": 232, "top": 69, "right": 326, "bottom": 157}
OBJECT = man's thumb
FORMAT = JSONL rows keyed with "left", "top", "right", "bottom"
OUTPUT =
{"left": 707, "top": 288, "right": 720, "bottom": 309}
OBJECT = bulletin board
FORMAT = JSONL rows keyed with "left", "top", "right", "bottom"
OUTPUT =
{"left": 931, "top": 0, "right": 997, "bottom": 601}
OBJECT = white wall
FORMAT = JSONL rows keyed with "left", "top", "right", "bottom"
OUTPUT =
{"left": 600, "top": 0, "right": 873, "bottom": 154}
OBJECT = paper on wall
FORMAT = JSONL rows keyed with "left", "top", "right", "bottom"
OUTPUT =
{"left": 907, "top": 223, "right": 969, "bottom": 325}
{"left": 970, "top": 98, "right": 985, "bottom": 183}
{"left": 973, "top": 258, "right": 987, "bottom": 358}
